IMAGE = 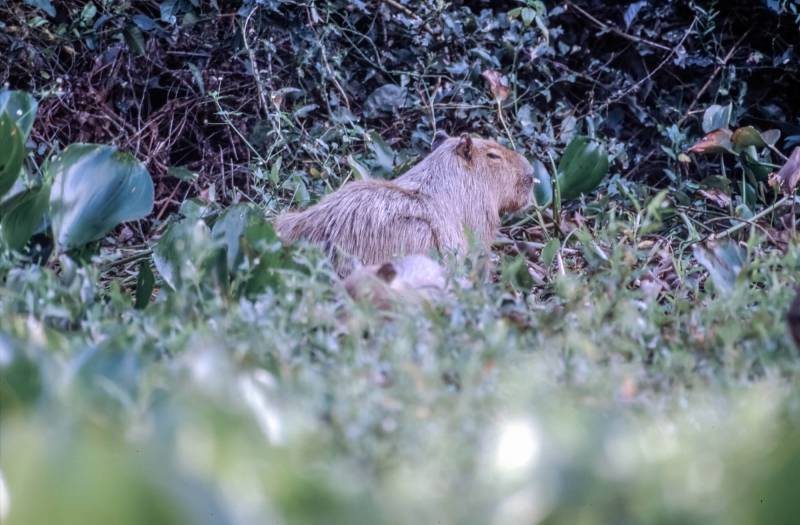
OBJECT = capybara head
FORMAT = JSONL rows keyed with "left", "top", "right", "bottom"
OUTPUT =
{"left": 430, "top": 131, "right": 535, "bottom": 214}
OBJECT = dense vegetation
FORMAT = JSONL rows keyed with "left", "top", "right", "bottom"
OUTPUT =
{"left": 1, "top": 1, "right": 800, "bottom": 523}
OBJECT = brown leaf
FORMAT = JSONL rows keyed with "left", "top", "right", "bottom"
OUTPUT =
{"left": 481, "top": 69, "right": 510, "bottom": 102}
{"left": 687, "top": 129, "right": 734, "bottom": 155}
{"left": 775, "top": 146, "right": 800, "bottom": 195}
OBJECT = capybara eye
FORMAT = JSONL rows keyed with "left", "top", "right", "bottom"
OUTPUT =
{"left": 487, "top": 151, "right": 502, "bottom": 160}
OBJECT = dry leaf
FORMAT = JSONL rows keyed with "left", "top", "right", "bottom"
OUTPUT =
{"left": 774, "top": 146, "right": 800, "bottom": 195}
{"left": 687, "top": 129, "right": 734, "bottom": 155}
{"left": 481, "top": 69, "right": 510, "bottom": 102}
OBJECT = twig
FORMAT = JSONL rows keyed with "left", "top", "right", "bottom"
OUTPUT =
{"left": 595, "top": 18, "right": 697, "bottom": 112}
{"left": 678, "top": 30, "right": 751, "bottom": 127}
{"left": 242, "top": 6, "right": 269, "bottom": 117}
{"left": 380, "top": 0, "right": 434, "bottom": 34}
{"left": 707, "top": 195, "right": 795, "bottom": 241}
{"left": 565, "top": 0, "right": 672, "bottom": 52}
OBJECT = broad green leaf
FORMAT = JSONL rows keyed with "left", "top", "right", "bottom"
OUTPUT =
{"left": 731, "top": 126, "right": 768, "bottom": 150}
{"left": 0, "top": 90, "right": 39, "bottom": 141}
{"left": 48, "top": 144, "right": 154, "bottom": 251}
{"left": 531, "top": 158, "right": 552, "bottom": 207}
{"left": 134, "top": 261, "right": 155, "bottom": 309}
{"left": 702, "top": 103, "right": 732, "bottom": 133}
{"left": 556, "top": 136, "right": 610, "bottom": 201}
{"left": 0, "top": 113, "right": 25, "bottom": 198}
{"left": 0, "top": 169, "right": 37, "bottom": 215}
{"left": 1, "top": 182, "right": 50, "bottom": 251}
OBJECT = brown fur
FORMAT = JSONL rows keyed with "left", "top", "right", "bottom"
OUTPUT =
{"left": 275, "top": 133, "right": 534, "bottom": 275}
{"left": 343, "top": 254, "right": 448, "bottom": 309}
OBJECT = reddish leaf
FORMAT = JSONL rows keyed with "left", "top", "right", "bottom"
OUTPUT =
{"left": 687, "top": 129, "right": 734, "bottom": 155}
{"left": 481, "top": 69, "right": 510, "bottom": 102}
{"left": 772, "top": 146, "right": 800, "bottom": 195}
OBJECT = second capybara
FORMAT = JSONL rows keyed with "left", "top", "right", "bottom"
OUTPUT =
{"left": 275, "top": 132, "right": 535, "bottom": 275}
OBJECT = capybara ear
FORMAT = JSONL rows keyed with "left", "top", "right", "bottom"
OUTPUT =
{"left": 431, "top": 130, "right": 449, "bottom": 150}
{"left": 456, "top": 133, "right": 473, "bottom": 161}
{"left": 376, "top": 262, "right": 398, "bottom": 283}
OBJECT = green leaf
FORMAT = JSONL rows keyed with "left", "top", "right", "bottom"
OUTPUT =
{"left": 239, "top": 220, "right": 298, "bottom": 297}
{"left": 167, "top": 166, "right": 197, "bottom": 182}
{"left": 0, "top": 90, "right": 39, "bottom": 141}
{"left": 731, "top": 126, "right": 768, "bottom": 150}
{"left": 0, "top": 182, "right": 50, "bottom": 251}
{"left": 0, "top": 113, "right": 25, "bottom": 198}
{"left": 134, "top": 261, "right": 155, "bottom": 309}
{"left": 367, "top": 131, "right": 396, "bottom": 176}
{"left": 702, "top": 103, "right": 732, "bottom": 133}
{"left": 692, "top": 241, "right": 745, "bottom": 295}
{"left": 556, "top": 136, "right": 610, "bottom": 201}
{"left": 531, "top": 158, "right": 553, "bottom": 208}
{"left": 211, "top": 204, "right": 258, "bottom": 271}
{"left": 363, "top": 85, "right": 408, "bottom": 118}
{"left": 541, "top": 238, "right": 560, "bottom": 268}
{"left": 122, "top": 25, "right": 146, "bottom": 56}
{"left": 521, "top": 7, "right": 536, "bottom": 26}
{"left": 48, "top": 144, "right": 154, "bottom": 252}
{"left": 23, "top": 0, "right": 55, "bottom": 17}
{"left": 347, "top": 155, "right": 371, "bottom": 180}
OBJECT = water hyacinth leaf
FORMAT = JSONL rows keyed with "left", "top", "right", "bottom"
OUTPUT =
{"left": 702, "top": 103, "right": 732, "bottom": 133}
{"left": 687, "top": 129, "right": 735, "bottom": 155}
{"left": 363, "top": 84, "right": 408, "bottom": 117}
{"left": 48, "top": 144, "right": 154, "bottom": 252}
{"left": 0, "top": 90, "right": 39, "bottom": 141}
{"left": 531, "top": 158, "right": 552, "bottom": 207}
{"left": 556, "top": 136, "right": 610, "bottom": 201}
{"left": 1, "top": 182, "right": 50, "bottom": 251}
{"left": 134, "top": 261, "right": 155, "bottom": 309}
{"left": 692, "top": 241, "right": 745, "bottom": 295}
{"left": 0, "top": 113, "right": 25, "bottom": 198}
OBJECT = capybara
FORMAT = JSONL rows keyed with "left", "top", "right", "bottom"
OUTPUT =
{"left": 343, "top": 254, "right": 448, "bottom": 309}
{"left": 275, "top": 132, "right": 535, "bottom": 275}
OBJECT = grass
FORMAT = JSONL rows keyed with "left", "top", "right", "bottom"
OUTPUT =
{"left": 1, "top": 198, "right": 799, "bottom": 524}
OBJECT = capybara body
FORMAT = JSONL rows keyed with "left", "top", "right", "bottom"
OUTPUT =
{"left": 275, "top": 133, "right": 535, "bottom": 275}
{"left": 343, "top": 254, "right": 448, "bottom": 309}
